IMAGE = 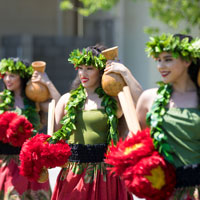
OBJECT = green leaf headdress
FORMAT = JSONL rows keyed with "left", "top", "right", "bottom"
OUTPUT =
{"left": 0, "top": 58, "right": 33, "bottom": 79}
{"left": 68, "top": 48, "right": 107, "bottom": 70}
{"left": 146, "top": 33, "right": 200, "bottom": 63}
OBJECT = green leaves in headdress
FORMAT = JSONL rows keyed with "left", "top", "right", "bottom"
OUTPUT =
{"left": 0, "top": 58, "right": 33, "bottom": 79}
{"left": 68, "top": 48, "right": 107, "bottom": 70}
{"left": 146, "top": 34, "right": 200, "bottom": 63}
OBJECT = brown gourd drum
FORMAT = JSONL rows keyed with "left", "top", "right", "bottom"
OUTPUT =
{"left": 101, "top": 46, "right": 126, "bottom": 96}
{"left": 25, "top": 61, "right": 49, "bottom": 102}
{"left": 101, "top": 73, "right": 126, "bottom": 97}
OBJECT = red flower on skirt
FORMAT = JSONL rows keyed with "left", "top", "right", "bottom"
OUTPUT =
{"left": 105, "top": 128, "right": 155, "bottom": 176}
{"left": 105, "top": 128, "right": 176, "bottom": 200}
{"left": 6, "top": 115, "right": 33, "bottom": 147}
{"left": 20, "top": 134, "right": 72, "bottom": 182}
{"left": 122, "top": 151, "right": 176, "bottom": 200}
{"left": 0, "top": 112, "right": 24, "bottom": 144}
{"left": 20, "top": 134, "right": 49, "bottom": 181}
{"left": 42, "top": 139, "right": 72, "bottom": 168}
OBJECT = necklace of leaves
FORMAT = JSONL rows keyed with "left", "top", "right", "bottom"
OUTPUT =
{"left": 146, "top": 81, "right": 174, "bottom": 164}
{"left": 50, "top": 84, "right": 118, "bottom": 145}
{"left": 0, "top": 89, "right": 39, "bottom": 130}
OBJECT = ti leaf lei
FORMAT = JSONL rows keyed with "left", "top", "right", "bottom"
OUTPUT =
{"left": 0, "top": 89, "right": 40, "bottom": 131}
{"left": 96, "top": 87, "right": 118, "bottom": 144}
{"left": 68, "top": 48, "right": 107, "bottom": 70}
{"left": 50, "top": 84, "right": 86, "bottom": 143}
{"left": 146, "top": 82, "right": 174, "bottom": 163}
{"left": 0, "top": 89, "right": 14, "bottom": 113}
{"left": 50, "top": 84, "right": 118, "bottom": 145}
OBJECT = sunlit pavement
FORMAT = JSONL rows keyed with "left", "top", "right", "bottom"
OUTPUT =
{"left": 48, "top": 167, "right": 145, "bottom": 200}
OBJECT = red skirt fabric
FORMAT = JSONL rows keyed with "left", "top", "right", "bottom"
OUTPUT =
{"left": 0, "top": 155, "right": 51, "bottom": 200}
{"left": 51, "top": 162, "right": 133, "bottom": 200}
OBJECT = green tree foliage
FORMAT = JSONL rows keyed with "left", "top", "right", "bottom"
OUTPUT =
{"left": 60, "top": 0, "right": 200, "bottom": 33}
{"left": 146, "top": 0, "right": 200, "bottom": 33}
{"left": 60, "top": 0, "right": 119, "bottom": 16}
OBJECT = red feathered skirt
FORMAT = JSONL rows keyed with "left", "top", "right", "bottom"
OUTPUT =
{"left": 51, "top": 162, "right": 133, "bottom": 200}
{"left": 0, "top": 155, "right": 51, "bottom": 199}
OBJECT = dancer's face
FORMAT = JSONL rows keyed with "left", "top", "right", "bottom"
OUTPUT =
{"left": 78, "top": 65, "right": 100, "bottom": 89}
{"left": 156, "top": 52, "right": 191, "bottom": 84}
{"left": 3, "top": 72, "right": 21, "bottom": 92}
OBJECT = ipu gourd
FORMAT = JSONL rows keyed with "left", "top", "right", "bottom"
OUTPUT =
{"left": 25, "top": 61, "right": 49, "bottom": 102}
{"left": 101, "top": 73, "right": 126, "bottom": 97}
{"left": 101, "top": 46, "right": 126, "bottom": 97}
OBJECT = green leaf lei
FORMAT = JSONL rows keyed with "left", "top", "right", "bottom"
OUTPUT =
{"left": 68, "top": 48, "right": 107, "bottom": 70}
{"left": 146, "top": 34, "right": 200, "bottom": 63}
{"left": 0, "top": 89, "right": 40, "bottom": 131}
{"left": 146, "top": 82, "right": 174, "bottom": 163}
{"left": 0, "top": 58, "right": 33, "bottom": 79}
{"left": 0, "top": 89, "right": 14, "bottom": 113}
{"left": 50, "top": 84, "right": 118, "bottom": 145}
{"left": 95, "top": 87, "right": 118, "bottom": 144}
{"left": 50, "top": 84, "right": 86, "bottom": 143}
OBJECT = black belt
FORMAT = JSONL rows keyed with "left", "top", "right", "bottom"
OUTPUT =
{"left": 68, "top": 144, "right": 107, "bottom": 163}
{"left": 175, "top": 164, "right": 200, "bottom": 188}
{"left": 0, "top": 141, "right": 21, "bottom": 155}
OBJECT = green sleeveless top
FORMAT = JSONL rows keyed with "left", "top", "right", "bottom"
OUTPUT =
{"left": 162, "top": 108, "right": 200, "bottom": 167}
{"left": 67, "top": 109, "right": 109, "bottom": 145}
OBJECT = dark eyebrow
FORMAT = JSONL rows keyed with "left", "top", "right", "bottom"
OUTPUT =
{"left": 163, "top": 55, "right": 173, "bottom": 59}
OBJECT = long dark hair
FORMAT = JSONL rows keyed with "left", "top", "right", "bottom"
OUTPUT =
{"left": 174, "top": 34, "right": 200, "bottom": 106}
{"left": 70, "top": 44, "right": 107, "bottom": 90}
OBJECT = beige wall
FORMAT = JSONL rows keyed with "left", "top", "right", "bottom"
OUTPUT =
{"left": 0, "top": 0, "right": 75, "bottom": 36}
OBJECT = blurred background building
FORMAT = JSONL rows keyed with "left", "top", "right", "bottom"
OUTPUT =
{"left": 0, "top": 0, "right": 118, "bottom": 94}
{"left": 0, "top": 0, "right": 199, "bottom": 93}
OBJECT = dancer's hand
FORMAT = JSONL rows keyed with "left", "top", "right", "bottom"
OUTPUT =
{"left": 104, "top": 60, "right": 130, "bottom": 77}
{"left": 31, "top": 71, "right": 51, "bottom": 85}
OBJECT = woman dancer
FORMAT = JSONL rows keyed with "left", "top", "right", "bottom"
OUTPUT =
{"left": 0, "top": 57, "right": 60, "bottom": 199}
{"left": 136, "top": 33, "right": 200, "bottom": 199}
{"left": 51, "top": 45, "right": 142, "bottom": 200}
